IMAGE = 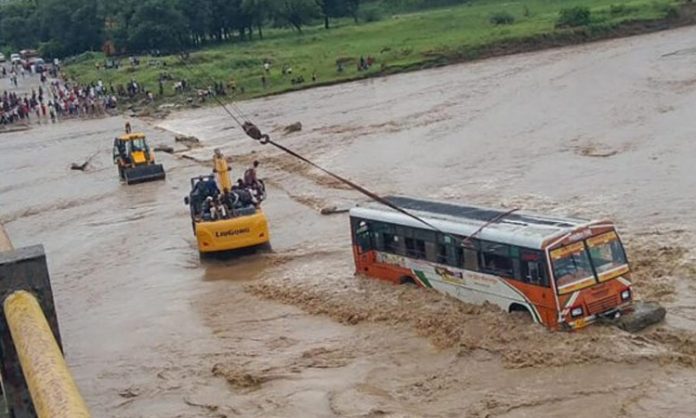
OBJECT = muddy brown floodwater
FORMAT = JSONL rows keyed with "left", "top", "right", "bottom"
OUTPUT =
{"left": 3, "top": 26, "right": 696, "bottom": 417}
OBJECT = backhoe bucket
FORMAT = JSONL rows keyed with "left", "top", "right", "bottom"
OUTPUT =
{"left": 124, "top": 164, "right": 166, "bottom": 185}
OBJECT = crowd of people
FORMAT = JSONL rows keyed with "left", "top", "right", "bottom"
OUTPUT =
{"left": 0, "top": 51, "right": 382, "bottom": 127}
{"left": 357, "top": 55, "right": 375, "bottom": 71}
{"left": 192, "top": 154, "right": 266, "bottom": 222}
{"left": 0, "top": 63, "right": 124, "bottom": 127}
{"left": 47, "top": 79, "right": 120, "bottom": 119}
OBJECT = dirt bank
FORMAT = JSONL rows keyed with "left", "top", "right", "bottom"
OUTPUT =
{"left": 205, "top": 3, "right": 696, "bottom": 107}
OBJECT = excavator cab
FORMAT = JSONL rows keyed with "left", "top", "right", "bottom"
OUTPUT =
{"left": 113, "top": 133, "right": 166, "bottom": 184}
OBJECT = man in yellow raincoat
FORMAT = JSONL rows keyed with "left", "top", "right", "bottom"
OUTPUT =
{"left": 212, "top": 148, "right": 232, "bottom": 192}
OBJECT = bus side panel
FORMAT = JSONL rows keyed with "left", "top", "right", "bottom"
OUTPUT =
{"left": 415, "top": 266, "right": 541, "bottom": 319}
{"left": 361, "top": 251, "right": 557, "bottom": 325}
{"left": 504, "top": 280, "right": 558, "bottom": 328}
{"left": 352, "top": 246, "right": 419, "bottom": 286}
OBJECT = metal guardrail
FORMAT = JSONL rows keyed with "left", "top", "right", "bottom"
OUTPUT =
{"left": 4, "top": 292, "right": 90, "bottom": 418}
{"left": 0, "top": 225, "right": 90, "bottom": 418}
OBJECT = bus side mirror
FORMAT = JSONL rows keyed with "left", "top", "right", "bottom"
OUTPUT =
{"left": 184, "top": 196, "right": 190, "bottom": 205}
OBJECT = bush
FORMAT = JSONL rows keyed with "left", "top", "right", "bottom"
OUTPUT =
{"left": 655, "top": 3, "right": 680, "bottom": 19}
{"left": 489, "top": 11, "right": 515, "bottom": 25}
{"left": 609, "top": 4, "right": 637, "bottom": 16}
{"left": 223, "top": 57, "right": 259, "bottom": 70}
{"left": 359, "top": 7, "right": 384, "bottom": 22}
{"left": 63, "top": 51, "right": 99, "bottom": 65}
{"left": 556, "top": 6, "right": 591, "bottom": 28}
{"left": 38, "top": 41, "right": 65, "bottom": 60}
{"left": 587, "top": 22, "right": 614, "bottom": 36}
{"left": 609, "top": 4, "right": 626, "bottom": 15}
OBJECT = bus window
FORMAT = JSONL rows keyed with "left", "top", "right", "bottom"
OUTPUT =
{"left": 355, "top": 221, "right": 372, "bottom": 253}
{"left": 463, "top": 248, "right": 479, "bottom": 271}
{"left": 425, "top": 241, "right": 439, "bottom": 262}
{"left": 455, "top": 247, "right": 480, "bottom": 271}
{"left": 512, "top": 258, "right": 522, "bottom": 280}
{"left": 395, "top": 226, "right": 411, "bottom": 238}
{"left": 522, "top": 260, "right": 548, "bottom": 286}
{"left": 369, "top": 222, "right": 392, "bottom": 252}
{"left": 384, "top": 233, "right": 401, "bottom": 254}
{"left": 372, "top": 231, "right": 385, "bottom": 251}
{"left": 520, "top": 249, "right": 549, "bottom": 287}
{"left": 405, "top": 238, "right": 426, "bottom": 259}
{"left": 436, "top": 244, "right": 448, "bottom": 264}
{"left": 480, "top": 242, "right": 513, "bottom": 276}
{"left": 414, "top": 229, "right": 436, "bottom": 242}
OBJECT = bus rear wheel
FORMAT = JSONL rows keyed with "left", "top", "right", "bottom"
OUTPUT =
{"left": 509, "top": 304, "right": 533, "bottom": 322}
{"left": 399, "top": 276, "right": 417, "bottom": 286}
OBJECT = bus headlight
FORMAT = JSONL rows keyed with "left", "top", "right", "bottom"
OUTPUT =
{"left": 621, "top": 289, "right": 631, "bottom": 301}
{"left": 571, "top": 307, "right": 584, "bottom": 318}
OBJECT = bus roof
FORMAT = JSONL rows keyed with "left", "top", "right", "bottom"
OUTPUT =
{"left": 349, "top": 196, "right": 603, "bottom": 250}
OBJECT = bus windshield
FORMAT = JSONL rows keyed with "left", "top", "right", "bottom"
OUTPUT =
{"left": 550, "top": 230, "right": 629, "bottom": 294}
{"left": 550, "top": 241, "right": 595, "bottom": 294}
{"left": 586, "top": 231, "right": 627, "bottom": 278}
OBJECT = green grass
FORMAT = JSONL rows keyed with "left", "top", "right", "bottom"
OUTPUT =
{"left": 64, "top": 0, "right": 682, "bottom": 104}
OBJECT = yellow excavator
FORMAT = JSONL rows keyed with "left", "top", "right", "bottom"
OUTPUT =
{"left": 112, "top": 133, "right": 166, "bottom": 184}
{"left": 184, "top": 150, "right": 269, "bottom": 255}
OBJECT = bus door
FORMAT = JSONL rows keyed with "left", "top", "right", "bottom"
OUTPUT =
{"left": 352, "top": 219, "right": 376, "bottom": 269}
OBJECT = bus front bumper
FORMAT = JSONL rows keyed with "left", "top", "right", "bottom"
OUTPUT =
{"left": 561, "top": 301, "right": 634, "bottom": 331}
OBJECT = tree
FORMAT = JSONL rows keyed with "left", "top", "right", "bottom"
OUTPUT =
{"left": 226, "top": 0, "right": 253, "bottom": 41}
{"left": 315, "top": 0, "right": 343, "bottom": 29}
{"left": 36, "top": 0, "right": 102, "bottom": 56}
{"left": 271, "top": 0, "right": 319, "bottom": 33}
{"left": 0, "top": 2, "right": 39, "bottom": 50}
{"left": 345, "top": 0, "right": 359, "bottom": 22}
{"left": 98, "top": 0, "right": 139, "bottom": 54}
{"left": 128, "top": 0, "right": 188, "bottom": 52}
{"left": 208, "top": 0, "right": 237, "bottom": 41}
{"left": 242, "top": 0, "right": 269, "bottom": 39}
{"left": 177, "top": 0, "right": 213, "bottom": 46}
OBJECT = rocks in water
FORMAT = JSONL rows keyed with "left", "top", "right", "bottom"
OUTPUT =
{"left": 154, "top": 144, "right": 175, "bottom": 154}
{"left": 614, "top": 301, "right": 666, "bottom": 333}
{"left": 175, "top": 135, "right": 201, "bottom": 148}
{"left": 70, "top": 151, "right": 99, "bottom": 172}
{"left": 70, "top": 162, "right": 89, "bottom": 171}
{"left": 320, "top": 206, "right": 349, "bottom": 215}
{"left": 283, "top": 121, "right": 302, "bottom": 134}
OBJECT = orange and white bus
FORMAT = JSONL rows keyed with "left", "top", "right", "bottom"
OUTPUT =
{"left": 349, "top": 196, "right": 633, "bottom": 330}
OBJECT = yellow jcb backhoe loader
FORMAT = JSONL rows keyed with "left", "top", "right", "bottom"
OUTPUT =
{"left": 113, "top": 133, "right": 166, "bottom": 184}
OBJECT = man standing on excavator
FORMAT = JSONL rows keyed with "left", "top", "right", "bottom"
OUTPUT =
{"left": 212, "top": 148, "right": 232, "bottom": 192}
{"left": 244, "top": 160, "right": 260, "bottom": 188}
